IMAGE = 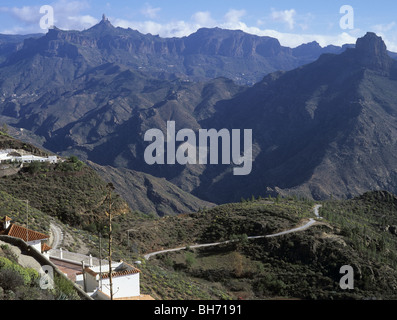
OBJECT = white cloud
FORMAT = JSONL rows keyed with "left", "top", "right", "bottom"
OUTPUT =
{"left": 67, "top": 15, "right": 98, "bottom": 28}
{"left": 3, "top": 5, "right": 396, "bottom": 51}
{"left": 51, "top": 0, "right": 97, "bottom": 30}
{"left": 384, "top": 38, "right": 397, "bottom": 52}
{"left": 367, "top": 25, "right": 397, "bottom": 52}
{"left": 113, "top": 18, "right": 197, "bottom": 38}
{"left": 270, "top": 30, "right": 358, "bottom": 48}
{"left": 0, "top": 25, "right": 33, "bottom": 35}
{"left": 372, "top": 22, "right": 396, "bottom": 33}
{"left": 0, "top": 0, "right": 97, "bottom": 33}
{"left": 140, "top": 3, "right": 161, "bottom": 19}
{"left": 112, "top": 9, "right": 362, "bottom": 48}
{"left": 224, "top": 9, "right": 246, "bottom": 25}
{"left": 271, "top": 9, "right": 296, "bottom": 30}
{"left": 192, "top": 11, "right": 215, "bottom": 27}
{"left": 0, "top": 5, "right": 42, "bottom": 24}
{"left": 114, "top": 10, "right": 216, "bottom": 38}
{"left": 112, "top": 13, "right": 360, "bottom": 49}
{"left": 217, "top": 20, "right": 359, "bottom": 48}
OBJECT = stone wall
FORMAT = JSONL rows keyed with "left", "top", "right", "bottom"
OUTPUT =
{"left": 0, "top": 235, "right": 93, "bottom": 300}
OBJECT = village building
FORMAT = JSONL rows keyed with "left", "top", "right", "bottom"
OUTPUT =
{"left": 0, "top": 215, "right": 52, "bottom": 258}
{"left": 75, "top": 261, "right": 143, "bottom": 300}
{"left": 0, "top": 149, "right": 58, "bottom": 164}
{"left": 1, "top": 215, "right": 152, "bottom": 300}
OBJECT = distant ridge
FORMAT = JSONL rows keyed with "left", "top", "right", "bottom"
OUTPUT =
{"left": 1, "top": 27, "right": 397, "bottom": 206}
{"left": 0, "top": 18, "right": 357, "bottom": 85}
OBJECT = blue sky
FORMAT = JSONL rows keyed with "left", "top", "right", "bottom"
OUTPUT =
{"left": 1, "top": 0, "right": 397, "bottom": 50}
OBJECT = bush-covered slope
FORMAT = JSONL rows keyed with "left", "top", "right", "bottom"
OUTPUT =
{"left": 0, "top": 158, "right": 129, "bottom": 228}
{"left": 128, "top": 193, "right": 397, "bottom": 300}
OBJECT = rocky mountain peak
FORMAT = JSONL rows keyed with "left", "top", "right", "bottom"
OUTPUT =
{"left": 86, "top": 14, "right": 115, "bottom": 33}
{"left": 356, "top": 32, "right": 387, "bottom": 56}
{"left": 354, "top": 32, "right": 392, "bottom": 71}
{"left": 99, "top": 14, "right": 113, "bottom": 26}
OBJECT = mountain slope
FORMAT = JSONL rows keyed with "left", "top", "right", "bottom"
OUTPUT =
{"left": 192, "top": 32, "right": 397, "bottom": 202}
{"left": 129, "top": 192, "right": 397, "bottom": 300}
{"left": 88, "top": 161, "right": 214, "bottom": 216}
{"left": 1, "top": 27, "right": 397, "bottom": 205}
{"left": 0, "top": 34, "right": 43, "bottom": 64}
{"left": 0, "top": 132, "right": 130, "bottom": 227}
{"left": 0, "top": 61, "right": 244, "bottom": 201}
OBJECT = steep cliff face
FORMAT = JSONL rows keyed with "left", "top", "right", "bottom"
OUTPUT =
{"left": 194, "top": 32, "right": 397, "bottom": 202}
{"left": 354, "top": 32, "right": 392, "bottom": 71}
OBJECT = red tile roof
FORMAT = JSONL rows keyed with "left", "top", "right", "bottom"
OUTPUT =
{"left": 0, "top": 223, "right": 49, "bottom": 242}
{"left": 76, "top": 264, "right": 141, "bottom": 279}
{"left": 101, "top": 268, "right": 140, "bottom": 279}
{"left": 41, "top": 243, "right": 52, "bottom": 252}
{"left": 82, "top": 267, "right": 99, "bottom": 277}
{"left": 120, "top": 261, "right": 141, "bottom": 272}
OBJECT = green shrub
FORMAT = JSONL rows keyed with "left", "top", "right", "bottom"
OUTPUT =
{"left": 53, "top": 274, "right": 79, "bottom": 300}
{"left": 185, "top": 252, "right": 196, "bottom": 269}
{"left": 253, "top": 273, "right": 287, "bottom": 297}
{"left": 0, "top": 268, "right": 25, "bottom": 290}
{"left": 0, "top": 257, "right": 38, "bottom": 288}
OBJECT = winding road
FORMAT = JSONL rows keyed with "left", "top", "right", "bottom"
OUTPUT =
{"left": 144, "top": 204, "right": 323, "bottom": 260}
{"left": 49, "top": 222, "right": 63, "bottom": 250}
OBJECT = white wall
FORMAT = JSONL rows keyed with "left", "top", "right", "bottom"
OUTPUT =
{"left": 28, "top": 240, "right": 42, "bottom": 253}
{"left": 75, "top": 262, "right": 140, "bottom": 299}
{"left": 85, "top": 274, "right": 99, "bottom": 292}
{"left": 101, "top": 273, "right": 140, "bottom": 299}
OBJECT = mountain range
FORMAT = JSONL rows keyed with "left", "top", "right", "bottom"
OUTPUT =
{"left": 0, "top": 17, "right": 355, "bottom": 86}
{"left": 1, "top": 18, "right": 397, "bottom": 214}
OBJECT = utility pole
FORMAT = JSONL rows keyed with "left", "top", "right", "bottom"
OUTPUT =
{"left": 81, "top": 261, "right": 87, "bottom": 292}
{"left": 24, "top": 200, "right": 29, "bottom": 242}
{"left": 99, "top": 232, "right": 102, "bottom": 291}
{"left": 106, "top": 183, "right": 115, "bottom": 300}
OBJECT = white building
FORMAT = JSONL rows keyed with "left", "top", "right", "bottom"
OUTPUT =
{"left": 16, "top": 155, "right": 58, "bottom": 164}
{"left": 0, "top": 149, "right": 16, "bottom": 162}
{"left": 75, "top": 261, "right": 141, "bottom": 300}
{"left": 0, "top": 216, "right": 52, "bottom": 258}
{"left": 0, "top": 149, "right": 58, "bottom": 164}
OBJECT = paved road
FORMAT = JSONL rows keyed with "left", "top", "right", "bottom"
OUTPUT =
{"left": 144, "top": 204, "right": 323, "bottom": 260}
{"left": 49, "top": 222, "right": 63, "bottom": 250}
{"left": 313, "top": 204, "right": 323, "bottom": 219}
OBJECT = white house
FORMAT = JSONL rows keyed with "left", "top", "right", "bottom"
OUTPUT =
{"left": 0, "top": 216, "right": 52, "bottom": 258}
{"left": 75, "top": 261, "right": 141, "bottom": 300}
{"left": 0, "top": 149, "right": 16, "bottom": 162}
{"left": 16, "top": 155, "right": 58, "bottom": 164}
{"left": 0, "top": 149, "right": 58, "bottom": 164}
